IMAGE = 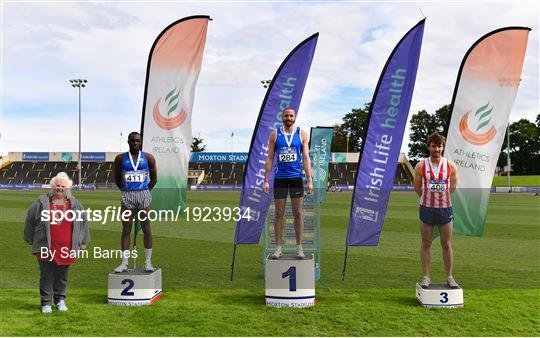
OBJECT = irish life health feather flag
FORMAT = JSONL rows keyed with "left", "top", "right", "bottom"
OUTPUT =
{"left": 234, "top": 33, "right": 318, "bottom": 244}
{"left": 141, "top": 16, "right": 209, "bottom": 211}
{"left": 444, "top": 27, "right": 530, "bottom": 236}
{"left": 346, "top": 20, "right": 424, "bottom": 246}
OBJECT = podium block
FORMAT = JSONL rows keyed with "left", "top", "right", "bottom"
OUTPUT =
{"left": 108, "top": 269, "right": 162, "bottom": 306}
{"left": 265, "top": 254, "right": 315, "bottom": 308}
{"left": 416, "top": 283, "right": 463, "bottom": 308}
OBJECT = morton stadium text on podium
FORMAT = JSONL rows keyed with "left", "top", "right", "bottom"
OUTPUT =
{"left": 265, "top": 254, "right": 315, "bottom": 307}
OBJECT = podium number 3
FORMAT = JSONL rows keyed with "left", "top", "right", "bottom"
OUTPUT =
{"left": 121, "top": 279, "right": 135, "bottom": 296}
{"left": 440, "top": 292, "right": 449, "bottom": 303}
{"left": 282, "top": 266, "right": 297, "bottom": 292}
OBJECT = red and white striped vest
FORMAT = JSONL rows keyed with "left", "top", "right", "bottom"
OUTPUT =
{"left": 420, "top": 157, "right": 452, "bottom": 208}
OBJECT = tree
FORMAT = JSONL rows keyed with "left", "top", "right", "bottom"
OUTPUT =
{"left": 497, "top": 118, "right": 540, "bottom": 175}
{"left": 331, "top": 123, "right": 348, "bottom": 152}
{"left": 191, "top": 135, "right": 206, "bottom": 152}
{"left": 408, "top": 105, "right": 450, "bottom": 162}
{"left": 331, "top": 102, "right": 370, "bottom": 152}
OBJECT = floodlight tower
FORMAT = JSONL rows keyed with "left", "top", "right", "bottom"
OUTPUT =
{"left": 69, "top": 79, "right": 88, "bottom": 190}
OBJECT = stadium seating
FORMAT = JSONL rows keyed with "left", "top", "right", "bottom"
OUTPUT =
{"left": 191, "top": 162, "right": 245, "bottom": 186}
{"left": 328, "top": 162, "right": 413, "bottom": 186}
{"left": 0, "top": 161, "right": 113, "bottom": 186}
{"left": 0, "top": 160, "right": 412, "bottom": 188}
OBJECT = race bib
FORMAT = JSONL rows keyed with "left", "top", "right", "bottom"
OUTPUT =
{"left": 278, "top": 147, "right": 297, "bottom": 163}
{"left": 124, "top": 170, "right": 145, "bottom": 183}
{"left": 428, "top": 179, "right": 447, "bottom": 192}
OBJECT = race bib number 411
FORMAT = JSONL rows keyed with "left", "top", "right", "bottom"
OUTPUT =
{"left": 125, "top": 171, "right": 145, "bottom": 183}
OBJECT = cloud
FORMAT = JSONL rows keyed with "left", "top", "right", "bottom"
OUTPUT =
{"left": 2, "top": 1, "right": 538, "bottom": 155}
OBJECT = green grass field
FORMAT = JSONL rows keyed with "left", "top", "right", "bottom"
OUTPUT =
{"left": 492, "top": 175, "right": 540, "bottom": 187}
{"left": 1, "top": 190, "right": 539, "bottom": 336}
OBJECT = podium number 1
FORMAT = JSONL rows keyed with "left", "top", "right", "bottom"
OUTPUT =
{"left": 121, "top": 279, "right": 135, "bottom": 296}
{"left": 282, "top": 266, "right": 297, "bottom": 292}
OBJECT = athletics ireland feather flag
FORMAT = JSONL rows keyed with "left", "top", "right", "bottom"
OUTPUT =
{"left": 444, "top": 27, "right": 530, "bottom": 236}
{"left": 141, "top": 16, "right": 210, "bottom": 211}
{"left": 309, "top": 127, "right": 334, "bottom": 203}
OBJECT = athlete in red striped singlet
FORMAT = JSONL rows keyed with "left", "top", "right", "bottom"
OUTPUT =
{"left": 413, "top": 132, "right": 460, "bottom": 289}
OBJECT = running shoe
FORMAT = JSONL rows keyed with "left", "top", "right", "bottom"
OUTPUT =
{"left": 420, "top": 276, "right": 431, "bottom": 289}
{"left": 447, "top": 276, "right": 460, "bottom": 289}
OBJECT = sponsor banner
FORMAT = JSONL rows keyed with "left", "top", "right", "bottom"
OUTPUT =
{"left": 332, "top": 153, "right": 348, "bottom": 163}
{"left": 81, "top": 152, "right": 106, "bottom": 161}
{"left": 22, "top": 152, "right": 49, "bottom": 161}
{"left": 192, "top": 185, "right": 241, "bottom": 190}
{"left": 392, "top": 185, "right": 415, "bottom": 191}
{"left": 0, "top": 184, "right": 40, "bottom": 189}
{"left": 330, "top": 185, "right": 413, "bottom": 191}
{"left": 444, "top": 27, "right": 530, "bottom": 236}
{"left": 309, "top": 127, "right": 334, "bottom": 202}
{"left": 347, "top": 20, "right": 425, "bottom": 246}
{"left": 234, "top": 33, "right": 318, "bottom": 244}
{"left": 330, "top": 152, "right": 359, "bottom": 163}
{"left": 61, "top": 152, "right": 73, "bottom": 163}
{"left": 140, "top": 16, "right": 210, "bottom": 211}
{"left": 0, "top": 183, "right": 92, "bottom": 190}
{"left": 191, "top": 152, "right": 248, "bottom": 163}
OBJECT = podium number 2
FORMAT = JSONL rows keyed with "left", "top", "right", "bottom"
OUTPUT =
{"left": 282, "top": 266, "right": 297, "bottom": 292}
{"left": 440, "top": 292, "right": 449, "bottom": 303}
{"left": 121, "top": 279, "right": 135, "bottom": 296}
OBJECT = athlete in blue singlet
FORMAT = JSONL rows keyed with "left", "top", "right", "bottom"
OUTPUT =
{"left": 119, "top": 151, "right": 150, "bottom": 191}
{"left": 113, "top": 132, "right": 157, "bottom": 273}
{"left": 263, "top": 107, "right": 313, "bottom": 259}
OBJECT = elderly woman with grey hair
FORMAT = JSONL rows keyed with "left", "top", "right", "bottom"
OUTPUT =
{"left": 24, "top": 172, "right": 90, "bottom": 313}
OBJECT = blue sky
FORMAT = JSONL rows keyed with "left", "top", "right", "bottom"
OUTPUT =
{"left": 1, "top": 1, "right": 538, "bottom": 155}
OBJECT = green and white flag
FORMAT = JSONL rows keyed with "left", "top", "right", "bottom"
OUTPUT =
{"left": 445, "top": 27, "right": 530, "bottom": 236}
{"left": 309, "top": 127, "right": 334, "bottom": 203}
{"left": 141, "top": 16, "right": 210, "bottom": 211}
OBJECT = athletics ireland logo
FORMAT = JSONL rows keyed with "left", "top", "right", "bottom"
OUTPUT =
{"left": 153, "top": 87, "right": 187, "bottom": 130}
{"left": 316, "top": 167, "right": 327, "bottom": 182}
{"left": 459, "top": 102, "right": 496, "bottom": 145}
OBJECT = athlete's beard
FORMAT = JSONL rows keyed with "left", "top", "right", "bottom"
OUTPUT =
{"left": 430, "top": 151, "right": 442, "bottom": 163}
{"left": 283, "top": 119, "right": 295, "bottom": 130}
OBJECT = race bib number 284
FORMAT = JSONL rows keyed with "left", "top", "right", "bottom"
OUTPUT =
{"left": 279, "top": 153, "right": 297, "bottom": 163}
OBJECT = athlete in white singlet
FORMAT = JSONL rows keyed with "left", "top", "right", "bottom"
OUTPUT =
{"left": 413, "top": 132, "right": 460, "bottom": 289}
